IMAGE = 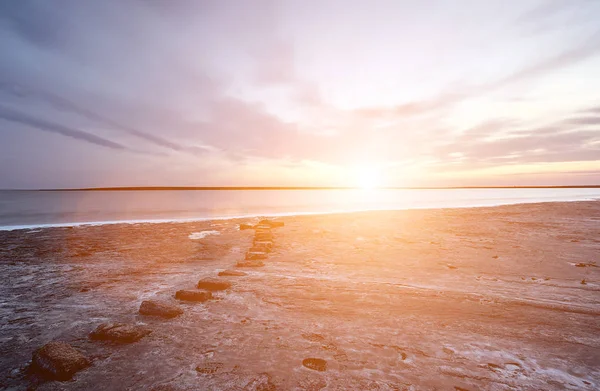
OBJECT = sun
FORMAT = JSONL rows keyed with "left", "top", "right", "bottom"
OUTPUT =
{"left": 355, "top": 165, "right": 382, "bottom": 189}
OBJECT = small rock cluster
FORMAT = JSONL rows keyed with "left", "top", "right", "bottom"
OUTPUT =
{"left": 28, "top": 218, "right": 285, "bottom": 384}
{"left": 236, "top": 220, "right": 281, "bottom": 268}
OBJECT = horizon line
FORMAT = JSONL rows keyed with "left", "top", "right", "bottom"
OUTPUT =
{"left": 2, "top": 185, "right": 600, "bottom": 191}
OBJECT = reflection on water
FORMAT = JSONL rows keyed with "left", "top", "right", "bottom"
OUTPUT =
{"left": 0, "top": 188, "right": 599, "bottom": 229}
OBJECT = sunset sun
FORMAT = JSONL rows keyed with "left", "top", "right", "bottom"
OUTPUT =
{"left": 355, "top": 165, "right": 382, "bottom": 189}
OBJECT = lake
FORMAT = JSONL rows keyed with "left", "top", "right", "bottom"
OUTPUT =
{"left": 1, "top": 188, "right": 599, "bottom": 230}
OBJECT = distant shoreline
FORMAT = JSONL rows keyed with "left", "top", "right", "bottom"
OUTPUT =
{"left": 3, "top": 185, "right": 600, "bottom": 191}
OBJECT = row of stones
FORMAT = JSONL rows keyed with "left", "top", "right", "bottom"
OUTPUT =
{"left": 29, "top": 219, "right": 284, "bottom": 382}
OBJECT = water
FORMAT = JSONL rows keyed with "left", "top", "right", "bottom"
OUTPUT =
{"left": 0, "top": 188, "right": 599, "bottom": 230}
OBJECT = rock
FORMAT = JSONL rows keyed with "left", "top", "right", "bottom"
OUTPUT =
{"left": 255, "top": 233, "right": 273, "bottom": 241}
{"left": 250, "top": 245, "right": 271, "bottom": 253}
{"left": 255, "top": 224, "right": 272, "bottom": 230}
{"left": 246, "top": 373, "right": 278, "bottom": 390}
{"left": 218, "top": 269, "right": 247, "bottom": 276}
{"left": 31, "top": 342, "right": 90, "bottom": 381}
{"left": 253, "top": 239, "right": 273, "bottom": 247}
{"left": 175, "top": 290, "right": 213, "bottom": 302}
{"left": 246, "top": 251, "right": 268, "bottom": 260}
{"left": 302, "top": 358, "right": 327, "bottom": 372}
{"left": 575, "top": 262, "right": 597, "bottom": 268}
{"left": 195, "top": 362, "right": 223, "bottom": 375}
{"left": 139, "top": 300, "right": 183, "bottom": 318}
{"left": 259, "top": 220, "right": 284, "bottom": 228}
{"left": 237, "top": 260, "right": 265, "bottom": 267}
{"left": 240, "top": 223, "right": 254, "bottom": 230}
{"left": 197, "top": 278, "right": 232, "bottom": 291}
{"left": 89, "top": 323, "right": 152, "bottom": 343}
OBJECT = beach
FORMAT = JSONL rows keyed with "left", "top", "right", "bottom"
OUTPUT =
{"left": 1, "top": 201, "right": 599, "bottom": 390}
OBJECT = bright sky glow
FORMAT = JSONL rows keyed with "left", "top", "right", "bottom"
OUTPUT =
{"left": 0, "top": 0, "right": 600, "bottom": 188}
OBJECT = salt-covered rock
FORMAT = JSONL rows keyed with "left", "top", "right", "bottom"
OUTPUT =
{"left": 250, "top": 245, "right": 271, "bottom": 253}
{"left": 259, "top": 220, "right": 284, "bottom": 227}
{"left": 175, "top": 290, "right": 213, "bottom": 302}
{"left": 89, "top": 323, "right": 151, "bottom": 343}
{"left": 139, "top": 300, "right": 183, "bottom": 318}
{"left": 255, "top": 233, "right": 273, "bottom": 241}
{"left": 195, "top": 362, "right": 224, "bottom": 375}
{"left": 197, "top": 278, "right": 232, "bottom": 291}
{"left": 253, "top": 239, "right": 273, "bottom": 248}
{"left": 31, "top": 342, "right": 90, "bottom": 381}
{"left": 302, "top": 358, "right": 327, "bottom": 371}
{"left": 218, "top": 270, "right": 247, "bottom": 276}
{"left": 236, "top": 260, "right": 265, "bottom": 267}
{"left": 246, "top": 251, "right": 268, "bottom": 260}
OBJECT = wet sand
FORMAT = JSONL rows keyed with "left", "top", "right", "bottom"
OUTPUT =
{"left": 0, "top": 201, "right": 599, "bottom": 390}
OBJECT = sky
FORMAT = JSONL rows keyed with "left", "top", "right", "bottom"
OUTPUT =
{"left": 1, "top": 0, "right": 600, "bottom": 188}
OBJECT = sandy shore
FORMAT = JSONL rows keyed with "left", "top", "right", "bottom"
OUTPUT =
{"left": 0, "top": 201, "right": 599, "bottom": 390}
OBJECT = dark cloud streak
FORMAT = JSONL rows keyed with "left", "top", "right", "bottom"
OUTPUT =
{"left": 0, "top": 82, "right": 213, "bottom": 155}
{"left": 0, "top": 105, "right": 129, "bottom": 151}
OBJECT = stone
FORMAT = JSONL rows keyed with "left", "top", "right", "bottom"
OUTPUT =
{"left": 250, "top": 245, "right": 271, "bottom": 253}
{"left": 302, "top": 358, "right": 327, "bottom": 372}
{"left": 239, "top": 223, "right": 254, "bottom": 230}
{"left": 218, "top": 269, "right": 248, "bottom": 276}
{"left": 259, "top": 220, "right": 284, "bottom": 228}
{"left": 197, "top": 278, "right": 232, "bottom": 291}
{"left": 246, "top": 251, "right": 268, "bottom": 260}
{"left": 31, "top": 342, "right": 90, "bottom": 381}
{"left": 246, "top": 373, "right": 278, "bottom": 390}
{"left": 255, "top": 233, "right": 273, "bottom": 241}
{"left": 139, "top": 300, "right": 183, "bottom": 318}
{"left": 195, "top": 362, "right": 224, "bottom": 375}
{"left": 175, "top": 290, "right": 213, "bottom": 302}
{"left": 89, "top": 323, "right": 152, "bottom": 343}
{"left": 237, "top": 260, "right": 265, "bottom": 267}
{"left": 253, "top": 240, "right": 273, "bottom": 248}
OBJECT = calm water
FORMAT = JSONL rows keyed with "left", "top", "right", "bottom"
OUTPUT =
{"left": 0, "top": 188, "right": 599, "bottom": 230}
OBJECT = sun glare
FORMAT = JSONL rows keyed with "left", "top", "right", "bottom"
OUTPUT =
{"left": 355, "top": 165, "right": 382, "bottom": 189}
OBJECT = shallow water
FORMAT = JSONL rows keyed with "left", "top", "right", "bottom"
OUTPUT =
{"left": 1, "top": 188, "right": 600, "bottom": 230}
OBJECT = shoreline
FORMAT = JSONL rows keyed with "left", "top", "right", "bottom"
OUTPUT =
{"left": 1, "top": 198, "right": 598, "bottom": 232}
{"left": 1, "top": 200, "right": 598, "bottom": 389}
{"left": 3, "top": 184, "right": 600, "bottom": 191}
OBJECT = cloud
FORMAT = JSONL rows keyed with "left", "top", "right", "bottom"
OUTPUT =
{"left": 0, "top": 105, "right": 129, "bottom": 151}
{"left": 0, "top": 82, "right": 215, "bottom": 155}
{"left": 486, "top": 31, "right": 600, "bottom": 89}
{"left": 432, "top": 110, "right": 600, "bottom": 170}
{"left": 563, "top": 115, "right": 600, "bottom": 126}
{"left": 354, "top": 29, "right": 600, "bottom": 120}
